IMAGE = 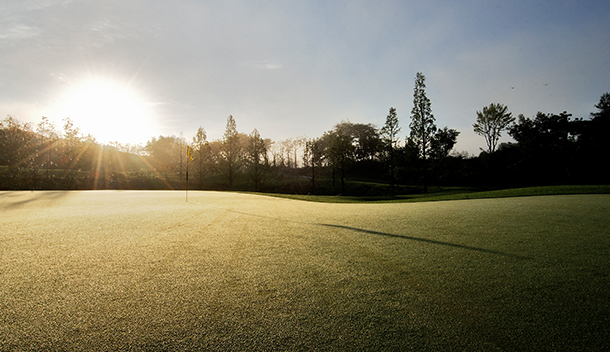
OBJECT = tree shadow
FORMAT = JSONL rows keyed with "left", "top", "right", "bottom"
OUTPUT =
{"left": 318, "top": 223, "right": 531, "bottom": 260}
{"left": 0, "top": 191, "right": 70, "bottom": 209}
{"left": 216, "top": 206, "right": 530, "bottom": 260}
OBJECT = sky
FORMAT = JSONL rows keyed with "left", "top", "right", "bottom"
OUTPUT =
{"left": 1, "top": 0, "right": 609, "bottom": 155}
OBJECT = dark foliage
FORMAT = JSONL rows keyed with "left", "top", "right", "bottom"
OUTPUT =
{"left": 2, "top": 92, "right": 609, "bottom": 193}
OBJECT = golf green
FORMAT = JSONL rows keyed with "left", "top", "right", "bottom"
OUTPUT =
{"left": 1, "top": 191, "right": 609, "bottom": 351}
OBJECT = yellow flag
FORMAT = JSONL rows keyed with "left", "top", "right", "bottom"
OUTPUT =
{"left": 187, "top": 146, "right": 192, "bottom": 161}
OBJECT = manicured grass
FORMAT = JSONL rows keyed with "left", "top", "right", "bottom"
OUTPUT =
{"left": 263, "top": 184, "right": 610, "bottom": 203}
{"left": 1, "top": 190, "right": 609, "bottom": 351}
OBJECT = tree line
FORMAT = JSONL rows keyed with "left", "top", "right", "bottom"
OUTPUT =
{"left": 2, "top": 73, "right": 609, "bottom": 194}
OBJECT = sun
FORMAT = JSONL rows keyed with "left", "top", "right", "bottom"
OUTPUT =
{"left": 56, "top": 77, "right": 159, "bottom": 145}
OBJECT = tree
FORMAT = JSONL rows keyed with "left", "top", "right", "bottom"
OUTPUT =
{"left": 320, "top": 128, "right": 354, "bottom": 194}
{"left": 246, "top": 128, "right": 268, "bottom": 191}
{"left": 0, "top": 116, "right": 33, "bottom": 167}
{"left": 303, "top": 138, "right": 323, "bottom": 192}
{"left": 586, "top": 92, "right": 610, "bottom": 150}
{"left": 333, "top": 121, "right": 381, "bottom": 161}
{"left": 274, "top": 137, "right": 305, "bottom": 170}
{"left": 0, "top": 116, "right": 41, "bottom": 189}
{"left": 36, "top": 116, "right": 59, "bottom": 175}
{"left": 473, "top": 103, "right": 515, "bottom": 153}
{"left": 192, "top": 126, "right": 211, "bottom": 189}
{"left": 580, "top": 92, "right": 610, "bottom": 183}
{"left": 221, "top": 115, "right": 241, "bottom": 188}
{"left": 509, "top": 112, "right": 576, "bottom": 153}
{"left": 429, "top": 127, "right": 460, "bottom": 187}
{"left": 409, "top": 72, "right": 436, "bottom": 159}
{"left": 269, "top": 139, "right": 288, "bottom": 168}
{"left": 177, "top": 133, "right": 187, "bottom": 181}
{"left": 380, "top": 107, "right": 401, "bottom": 195}
{"left": 508, "top": 111, "right": 579, "bottom": 184}
{"left": 408, "top": 72, "right": 436, "bottom": 192}
{"left": 591, "top": 92, "right": 610, "bottom": 122}
{"left": 61, "top": 117, "right": 81, "bottom": 170}
{"left": 145, "top": 135, "right": 181, "bottom": 181}
{"left": 430, "top": 127, "right": 460, "bottom": 159}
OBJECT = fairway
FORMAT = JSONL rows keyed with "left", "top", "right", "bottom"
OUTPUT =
{"left": 1, "top": 191, "right": 609, "bottom": 351}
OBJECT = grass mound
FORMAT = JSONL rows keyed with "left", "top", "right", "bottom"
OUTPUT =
{"left": 1, "top": 190, "right": 609, "bottom": 350}
{"left": 264, "top": 184, "right": 610, "bottom": 203}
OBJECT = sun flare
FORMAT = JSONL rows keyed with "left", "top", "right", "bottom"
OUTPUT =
{"left": 56, "top": 77, "right": 159, "bottom": 145}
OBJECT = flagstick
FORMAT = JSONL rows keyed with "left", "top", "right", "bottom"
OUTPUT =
{"left": 186, "top": 146, "right": 190, "bottom": 202}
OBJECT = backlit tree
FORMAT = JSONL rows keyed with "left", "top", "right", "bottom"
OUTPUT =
{"left": 221, "top": 115, "right": 241, "bottom": 187}
{"left": 408, "top": 72, "right": 436, "bottom": 192}
{"left": 473, "top": 103, "right": 515, "bottom": 153}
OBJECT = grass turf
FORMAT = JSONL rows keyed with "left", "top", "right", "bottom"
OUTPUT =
{"left": 1, "top": 190, "right": 609, "bottom": 351}
{"left": 261, "top": 184, "right": 610, "bottom": 203}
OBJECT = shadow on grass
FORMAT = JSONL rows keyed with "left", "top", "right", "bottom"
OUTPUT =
{"left": 318, "top": 223, "right": 532, "bottom": 260}
{"left": 0, "top": 191, "right": 70, "bottom": 209}
{"left": 219, "top": 206, "right": 530, "bottom": 260}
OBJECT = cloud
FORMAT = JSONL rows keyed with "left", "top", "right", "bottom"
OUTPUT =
{"left": 263, "top": 63, "right": 283, "bottom": 70}
{"left": 0, "top": 23, "right": 41, "bottom": 40}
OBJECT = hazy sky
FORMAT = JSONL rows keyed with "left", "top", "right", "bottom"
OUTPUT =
{"left": 2, "top": 0, "right": 609, "bottom": 154}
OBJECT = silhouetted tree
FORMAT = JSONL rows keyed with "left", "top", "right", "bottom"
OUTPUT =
{"left": 303, "top": 138, "right": 323, "bottom": 192}
{"left": 509, "top": 112, "right": 576, "bottom": 153}
{"left": 0, "top": 116, "right": 33, "bottom": 167}
{"left": 177, "top": 134, "right": 187, "bottom": 181}
{"left": 292, "top": 137, "right": 306, "bottom": 169}
{"left": 192, "top": 126, "right": 212, "bottom": 189}
{"left": 473, "top": 103, "right": 515, "bottom": 153}
{"left": 246, "top": 128, "right": 268, "bottom": 191}
{"left": 508, "top": 111, "right": 579, "bottom": 184}
{"left": 0, "top": 116, "right": 40, "bottom": 189}
{"left": 408, "top": 72, "right": 436, "bottom": 192}
{"left": 270, "top": 139, "right": 288, "bottom": 169}
{"left": 591, "top": 92, "right": 610, "bottom": 121}
{"left": 334, "top": 121, "right": 380, "bottom": 161}
{"left": 36, "top": 116, "right": 60, "bottom": 176}
{"left": 587, "top": 92, "right": 610, "bottom": 155}
{"left": 570, "top": 92, "right": 610, "bottom": 183}
{"left": 430, "top": 127, "right": 460, "bottom": 159}
{"left": 429, "top": 127, "right": 460, "bottom": 187}
{"left": 380, "top": 107, "right": 401, "bottom": 195}
{"left": 221, "top": 115, "right": 241, "bottom": 188}
{"left": 61, "top": 117, "right": 81, "bottom": 170}
{"left": 321, "top": 128, "right": 354, "bottom": 194}
{"left": 145, "top": 135, "right": 181, "bottom": 180}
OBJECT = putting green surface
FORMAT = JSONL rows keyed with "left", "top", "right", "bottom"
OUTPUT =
{"left": 1, "top": 191, "right": 609, "bottom": 351}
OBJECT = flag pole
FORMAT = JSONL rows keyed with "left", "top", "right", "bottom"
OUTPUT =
{"left": 186, "top": 146, "right": 190, "bottom": 202}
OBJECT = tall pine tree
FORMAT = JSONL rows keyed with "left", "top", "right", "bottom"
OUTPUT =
{"left": 380, "top": 107, "right": 400, "bottom": 195}
{"left": 409, "top": 72, "right": 436, "bottom": 192}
